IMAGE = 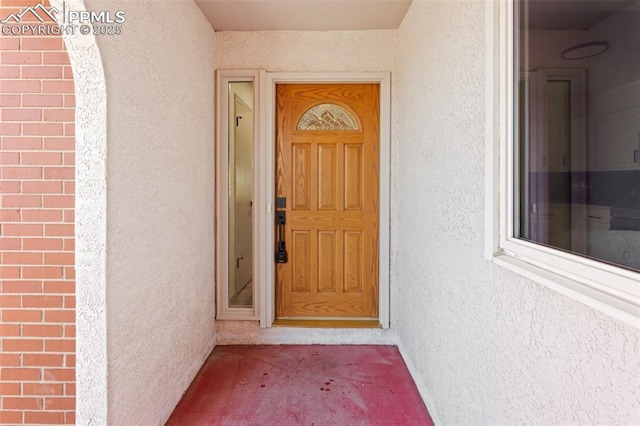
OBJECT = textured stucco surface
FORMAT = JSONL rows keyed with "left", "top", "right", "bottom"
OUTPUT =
{"left": 82, "top": 1, "right": 216, "bottom": 424}
{"left": 53, "top": 0, "right": 108, "bottom": 423}
{"left": 395, "top": 1, "right": 640, "bottom": 424}
{"left": 215, "top": 30, "right": 399, "bottom": 345}
{"left": 63, "top": 2, "right": 639, "bottom": 423}
{"left": 215, "top": 30, "right": 397, "bottom": 72}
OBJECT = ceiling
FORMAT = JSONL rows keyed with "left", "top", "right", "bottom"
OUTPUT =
{"left": 194, "top": 0, "right": 413, "bottom": 31}
{"left": 194, "top": 0, "right": 637, "bottom": 33}
{"left": 524, "top": 0, "right": 636, "bottom": 30}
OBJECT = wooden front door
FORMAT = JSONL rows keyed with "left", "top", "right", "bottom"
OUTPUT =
{"left": 275, "top": 84, "right": 380, "bottom": 319}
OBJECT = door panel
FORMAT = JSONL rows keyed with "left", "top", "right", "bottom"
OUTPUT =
{"left": 293, "top": 144, "right": 310, "bottom": 209}
{"left": 317, "top": 230, "right": 337, "bottom": 292}
{"left": 344, "top": 144, "right": 363, "bottom": 210}
{"left": 318, "top": 144, "right": 337, "bottom": 209}
{"left": 275, "top": 83, "right": 380, "bottom": 319}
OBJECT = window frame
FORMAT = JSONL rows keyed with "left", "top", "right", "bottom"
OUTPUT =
{"left": 485, "top": 0, "right": 640, "bottom": 328}
{"left": 215, "top": 70, "right": 262, "bottom": 321}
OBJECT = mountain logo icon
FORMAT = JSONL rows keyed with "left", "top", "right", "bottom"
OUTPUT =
{"left": 1, "top": 3, "right": 60, "bottom": 24}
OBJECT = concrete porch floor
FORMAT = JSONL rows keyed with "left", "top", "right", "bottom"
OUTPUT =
{"left": 167, "top": 345, "right": 434, "bottom": 425}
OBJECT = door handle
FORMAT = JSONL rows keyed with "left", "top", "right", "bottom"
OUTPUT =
{"left": 275, "top": 205, "right": 288, "bottom": 264}
{"left": 236, "top": 257, "right": 244, "bottom": 268}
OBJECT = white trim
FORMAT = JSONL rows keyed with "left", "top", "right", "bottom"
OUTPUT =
{"left": 216, "top": 70, "right": 260, "bottom": 321}
{"left": 484, "top": 0, "right": 501, "bottom": 260}
{"left": 261, "top": 72, "right": 392, "bottom": 329}
{"left": 494, "top": 255, "right": 638, "bottom": 326}
{"left": 396, "top": 342, "right": 442, "bottom": 426}
{"left": 258, "top": 70, "right": 273, "bottom": 328}
{"left": 501, "top": 239, "right": 639, "bottom": 304}
{"left": 485, "top": 0, "right": 640, "bottom": 328}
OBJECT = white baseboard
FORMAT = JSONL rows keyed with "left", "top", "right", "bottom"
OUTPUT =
{"left": 397, "top": 341, "right": 442, "bottom": 426}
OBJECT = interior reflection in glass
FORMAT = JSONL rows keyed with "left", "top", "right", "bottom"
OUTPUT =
{"left": 228, "top": 82, "right": 254, "bottom": 307}
{"left": 517, "top": 0, "right": 640, "bottom": 271}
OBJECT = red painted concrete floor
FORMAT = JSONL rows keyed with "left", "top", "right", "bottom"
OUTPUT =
{"left": 166, "top": 345, "right": 434, "bottom": 426}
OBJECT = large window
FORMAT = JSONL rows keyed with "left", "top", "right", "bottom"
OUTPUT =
{"left": 516, "top": 0, "right": 640, "bottom": 272}
{"left": 488, "top": 0, "right": 640, "bottom": 325}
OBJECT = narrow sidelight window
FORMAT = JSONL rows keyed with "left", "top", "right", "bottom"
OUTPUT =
{"left": 228, "top": 82, "right": 255, "bottom": 308}
{"left": 216, "top": 72, "right": 260, "bottom": 321}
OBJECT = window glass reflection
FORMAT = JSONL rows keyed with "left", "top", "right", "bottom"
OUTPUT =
{"left": 517, "top": 0, "right": 640, "bottom": 271}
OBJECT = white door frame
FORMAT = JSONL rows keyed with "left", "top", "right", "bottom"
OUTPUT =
{"left": 259, "top": 72, "right": 392, "bottom": 329}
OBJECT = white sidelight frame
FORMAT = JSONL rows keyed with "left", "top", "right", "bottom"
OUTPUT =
{"left": 260, "top": 72, "right": 392, "bottom": 328}
{"left": 216, "top": 70, "right": 262, "bottom": 320}
{"left": 485, "top": 0, "right": 640, "bottom": 328}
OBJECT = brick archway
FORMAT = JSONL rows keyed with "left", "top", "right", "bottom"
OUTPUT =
{"left": 0, "top": 0, "right": 107, "bottom": 423}
{"left": 1, "top": 0, "right": 80, "bottom": 423}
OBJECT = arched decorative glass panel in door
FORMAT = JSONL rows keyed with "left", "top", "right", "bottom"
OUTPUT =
{"left": 297, "top": 103, "right": 359, "bottom": 130}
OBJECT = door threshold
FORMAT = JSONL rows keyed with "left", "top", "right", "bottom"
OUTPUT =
{"left": 272, "top": 319, "right": 381, "bottom": 328}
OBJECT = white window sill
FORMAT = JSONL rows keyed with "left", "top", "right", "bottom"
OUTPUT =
{"left": 493, "top": 253, "right": 640, "bottom": 329}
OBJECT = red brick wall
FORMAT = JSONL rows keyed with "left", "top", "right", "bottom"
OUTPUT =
{"left": 0, "top": 0, "right": 76, "bottom": 423}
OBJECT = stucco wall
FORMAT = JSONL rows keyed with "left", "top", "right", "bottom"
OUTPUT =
{"left": 215, "top": 30, "right": 397, "bottom": 73}
{"left": 395, "top": 1, "right": 640, "bottom": 424}
{"left": 214, "top": 30, "right": 399, "bottom": 344}
{"left": 83, "top": 1, "right": 216, "bottom": 424}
